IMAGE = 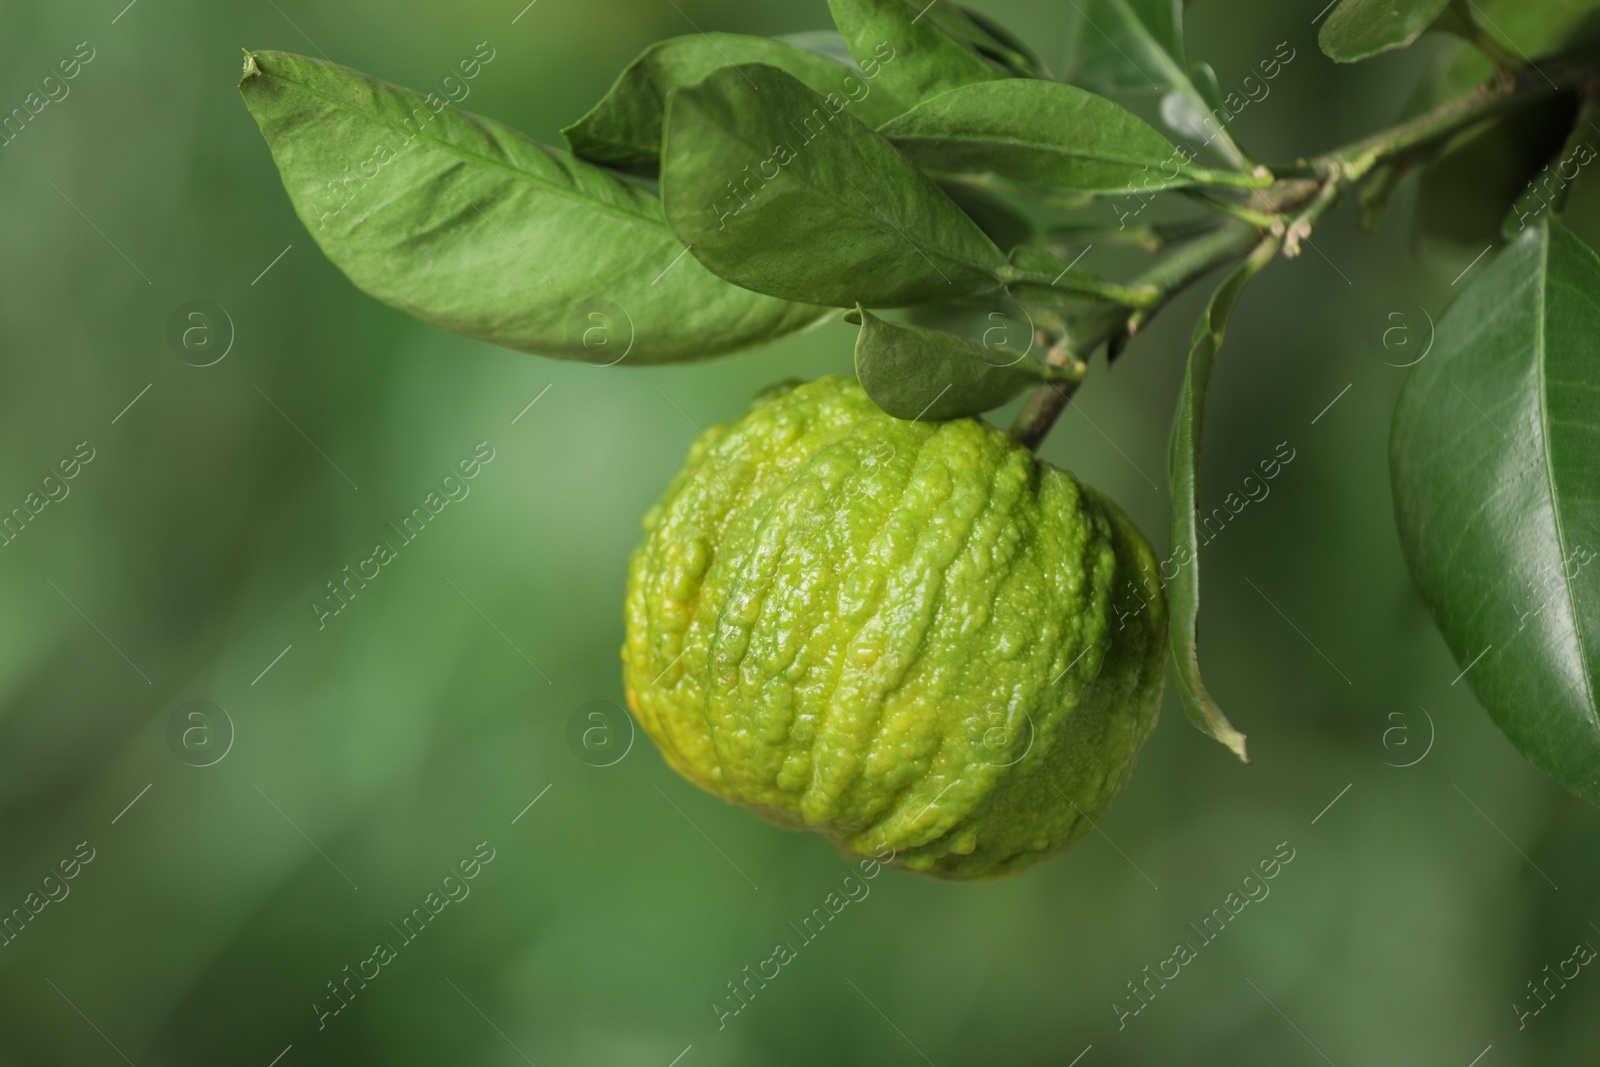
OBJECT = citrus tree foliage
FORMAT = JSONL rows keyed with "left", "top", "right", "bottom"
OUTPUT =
{"left": 243, "top": 0, "right": 1600, "bottom": 805}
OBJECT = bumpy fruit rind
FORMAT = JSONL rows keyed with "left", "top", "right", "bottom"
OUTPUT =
{"left": 622, "top": 377, "right": 1165, "bottom": 880}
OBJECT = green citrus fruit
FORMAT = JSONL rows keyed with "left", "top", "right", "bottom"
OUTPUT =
{"left": 622, "top": 376, "right": 1165, "bottom": 880}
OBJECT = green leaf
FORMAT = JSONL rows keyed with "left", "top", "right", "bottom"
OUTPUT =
{"left": 1317, "top": 0, "right": 1452, "bottom": 63}
{"left": 1166, "top": 237, "right": 1279, "bottom": 763}
{"left": 661, "top": 64, "right": 1008, "bottom": 308}
{"left": 925, "top": 4, "right": 1052, "bottom": 79}
{"left": 878, "top": 79, "right": 1268, "bottom": 195}
{"left": 562, "top": 33, "right": 905, "bottom": 175}
{"left": 1070, "top": 0, "right": 1184, "bottom": 94}
{"left": 238, "top": 50, "right": 825, "bottom": 365}
{"left": 850, "top": 306, "right": 1073, "bottom": 421}
{"left": 1472, "top": 0, "right": 1600, "bottom": 59}
{"left": 1067, "top": 0, "right": 1251, "bottom": 170}
{"left": 1391, "top": 219, "right": 1600, "bottom": 805}
{"left": 826, "top": 0, "right": 1005, "bottom": 106}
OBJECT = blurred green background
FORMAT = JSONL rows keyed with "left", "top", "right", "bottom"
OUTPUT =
{"left": 2, "top": 0, "right": 1597, "bottom": 1064}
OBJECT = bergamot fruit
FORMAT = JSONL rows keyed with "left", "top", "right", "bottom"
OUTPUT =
{"left": 622, "top": 376, "right": 1165, "bottom": 880}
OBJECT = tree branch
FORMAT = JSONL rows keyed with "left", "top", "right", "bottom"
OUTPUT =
{"left": 1008, "top": 45, "right": 1600, "bottom": 451}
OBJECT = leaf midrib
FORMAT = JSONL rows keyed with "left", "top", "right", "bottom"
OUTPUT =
{"left": 1534, "top": 226, "right": 1600, "bottom": 730}
{"left": 887, "top": 127, "right": 1179, "bottom": 172}
{"left": 688, "top": 94, "right": 999, "bottom": 279}
{"left": 259, "top": 61, "right": 669, "bottom": 233}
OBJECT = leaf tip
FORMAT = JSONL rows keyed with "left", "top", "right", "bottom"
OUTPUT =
{"left": 239, "top": 49, "right": 261, "bottom": 88}
{"left": 1222, "top": 729, "right": 1250, "bottom": 764}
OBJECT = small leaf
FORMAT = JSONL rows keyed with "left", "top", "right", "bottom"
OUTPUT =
{"left": 563, "top": 33, "right": 904, "bottom": 175}
{"left": 1470, "top": 0, "right": 1600, "bottom": 59}
{"left": 1318, "top": 0, "right": 1453, "bottom": 63}
{"left": 879, "top": 79, "right": 1267, "bottom": 195}
{"left": 1069, "top": 0, "right": 1185, "bottom": 95}
{"left": 852, "top": 307, "right": 1072, "bottom": 421}
{"left": 1188, "top": 60, "right": 1224, "bottom": 114}
{"left": 1392, "top": 219, "right": 1600, "bottom": 805}
{"left": 1159, "top": 59, "right": 1227, "bottom": 148}
{"left": 1066, "top": 0, "right": 1251, "bottom": 170}
{"left": 926, "top": 4, "right": 1052, "bottom": 78}
{"left": 238, "top": 50, "right": 825, "bottom": 364}
{"left": 826, "top": 0, "right": 1005, "bottom": 106}
{"left": 661, "top": 64, "right": 1008, "bottom": 308}
{"left": 1166, "top": 238, "right": 1279, "bottom": 763}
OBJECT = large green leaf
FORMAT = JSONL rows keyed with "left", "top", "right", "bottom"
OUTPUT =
{"left": 661, "top": 64, "right": 1008, "bottom": 308}
{"left": 826, "top": 0, "right": 1005, "bottom": 106}
{"left": 562, "top": 33, "right": 905, "bottom": 175}
{"left": 1391, "top": 220, "right": 1600, "bottom": 805}
{"left": 1318, "top": 0, "right": 1452, "bottom": 63}
{"left": 1067, "top": 0, "right": 1248, "bottom": 169}
{"left": 1166, "top": 238, "right": 1280, "bottom": 763}
{"left": 878, "top": 79, "right": 1267, "bottom": 195}
{"left": 850, "top": 307, "right": 1073, "bottom": 421}
{"left": 239, "top": 51, "right": 824, "bottom": 365}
